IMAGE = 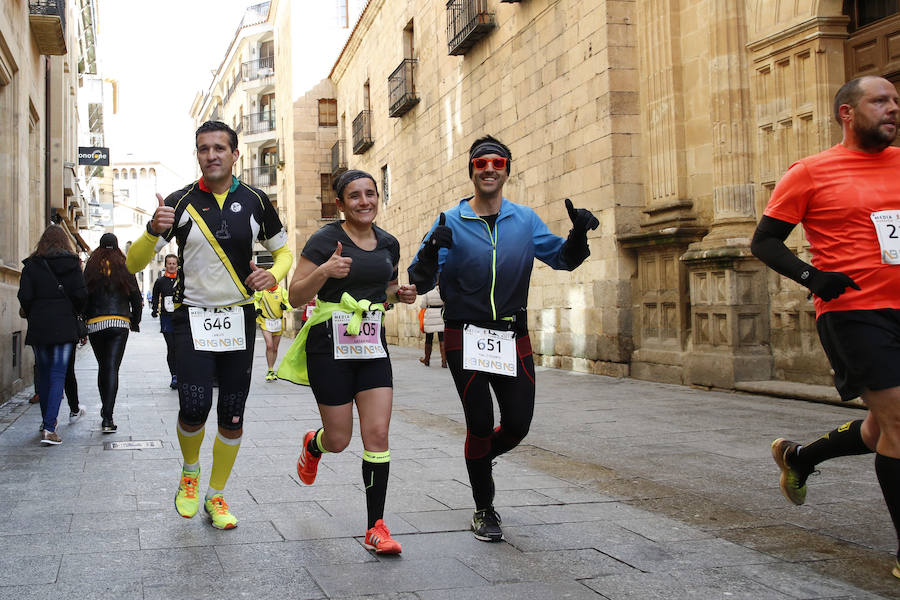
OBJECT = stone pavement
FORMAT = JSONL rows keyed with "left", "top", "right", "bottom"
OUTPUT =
{"left": 0, "top": 308, "right": 898, "bottom": 599}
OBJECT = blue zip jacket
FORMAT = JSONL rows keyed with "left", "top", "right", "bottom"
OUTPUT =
{"left": 408, "top": 196, "right": 573, "bottom": 322}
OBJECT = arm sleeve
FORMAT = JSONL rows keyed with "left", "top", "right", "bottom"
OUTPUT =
{"left": 268, "top": 244, "right": 293, "bottom": 282}
{"left": 126, "top": 230, "right": 161, "bottom": 274}
{"left": 17, "top": 268, "right": 33, "bottom": 316}
{"left": 750, "top": 215, "right": 815, "bottom": 284}
{"left": 128, "top": 277, "right": 143, "bottom": 327}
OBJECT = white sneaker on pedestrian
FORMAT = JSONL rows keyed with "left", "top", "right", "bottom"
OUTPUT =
{"left": 69, "top": 406, "right": 86, "bottom": 423}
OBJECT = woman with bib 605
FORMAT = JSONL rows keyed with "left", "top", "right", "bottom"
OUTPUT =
{"left": 278, "top": 169, "right": 416, "bottom": 554}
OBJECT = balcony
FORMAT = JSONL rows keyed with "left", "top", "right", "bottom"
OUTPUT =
{"left": 352, "top": 110, "right": 374, "bottom": 154}
{"left": 29, "top": 0, "right": 67, "bottom": 55}
{"left": 242, "top": 56, "right": 274, "bottom": 82}
{"left": 447, "top": 0, "right": 496, "bottom": 56}
{"left": 245, "top": 165, "right": 276, "bottom": 189}
{"left": 388, "top": 59, "right": 419, "bottom": 118}
{"left": 242, "top": 110, "right": 275, "bottom": 135}
{"left": 331, "top": 140, "right": 347, "bottom": 178}
{"left": 224, "top": 77, "right": 239, "bottom": 104}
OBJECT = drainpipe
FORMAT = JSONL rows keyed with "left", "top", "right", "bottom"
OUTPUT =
{"left": 44, "top": 56, "right": 51, "bottom": 224}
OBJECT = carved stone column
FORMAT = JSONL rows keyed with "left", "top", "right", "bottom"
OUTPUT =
{"left": 681, "top": 0, "right": 772, "bottom": 387}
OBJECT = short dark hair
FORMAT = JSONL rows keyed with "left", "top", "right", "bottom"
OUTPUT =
{"left": 833, "top": 77, "right": 876, "bottom": 125}
{"left": 195, "top": 121, "right": 238, "bottom": 151}
{"left": 164, "top": 253, "right": 178, "bottom": 262}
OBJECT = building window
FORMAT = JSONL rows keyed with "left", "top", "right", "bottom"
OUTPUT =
{"left": 321, "top": 173, "right": 338, "bottom": 219}
{"left": 318, "top": 99, "right": 337, "bottom": 126}
{"left": 845, "top": 0, "right": 900, "bottom": 31}
{"left": 381, "top": 164, "right": 390, "bottom": 207}
{"left": 337, "top": 0, "right": 349, "bottom": 28}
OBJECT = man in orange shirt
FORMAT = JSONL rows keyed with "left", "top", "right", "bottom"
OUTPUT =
{"left": 751, "top": 75, "right": 900, "bottom": 578}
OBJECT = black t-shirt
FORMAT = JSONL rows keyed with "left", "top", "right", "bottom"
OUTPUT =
{"left": 302, "top": 221, "right": 400, "bottom": 353}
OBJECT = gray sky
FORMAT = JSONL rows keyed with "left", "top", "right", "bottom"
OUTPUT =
{"left": 97, "top": 0, "right": 254, "bottom": 183}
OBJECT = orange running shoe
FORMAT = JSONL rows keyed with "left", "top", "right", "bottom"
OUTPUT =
{"left": 363, "top": 519, "right": 401, "bottom": 554}
{"left": 297, "top": 430, "right": 321, "bottom": 485}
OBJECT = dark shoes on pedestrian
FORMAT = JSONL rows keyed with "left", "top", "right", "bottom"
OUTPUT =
{"left": 471, "top": 507, "right": 503, "bottom": 542}
{"left": 170, "top": 375, "right": 177, "bottom": 390}
{"left": 102, "top": 418, "right": 117, "bottom": 433}
{"left": 29, "top": 393, "right": 40, "bottom": 404}
{"left": 40, "top": 430, "right": 62, "bottom": 445}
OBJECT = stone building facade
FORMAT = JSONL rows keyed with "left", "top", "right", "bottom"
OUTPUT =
{"left": 0, "top": 0, "right": 90, "bottom": 402}
{"left": 298, "top": 0, "right": 896, "bottom": 391}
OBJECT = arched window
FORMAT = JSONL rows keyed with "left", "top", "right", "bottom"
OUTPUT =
{"left": 113, "top": 169, "right": 119, "bottom": 179}
{"left": 130, "top": 169, "right": 137, "bottom": 179}
{"left": 140, "top": 168, "right": 147, "bottom": 178}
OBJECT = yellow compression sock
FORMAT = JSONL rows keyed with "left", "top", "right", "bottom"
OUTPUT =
{"left": 209, "top": 431, "right": 242, "bottom": 491}
{"left": 176, "top": 423, "right": 205, "bottom": 467}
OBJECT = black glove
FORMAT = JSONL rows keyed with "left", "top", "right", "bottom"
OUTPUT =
{"left": 130, "top": 324, "right": 140, "bottom": 333}
{"left": 256, "top": 308, "right": 263, "bottom": 316}
{"left": 410, "top": 213, "right": 452, "bottom": 289}
{"left": 803, "top": 268, "right": 860, "bottom": 301}
{"left": 422, "top": 213, "right": 452, "bottom": 258}
{"left": 280, "top": 303, "right": 287, "bottom": 310}
{"left": 565, "top": 198, "right": 599, "bottom": 233}
{"left": 151, "top": 311, "right": 158, "bottom": 318}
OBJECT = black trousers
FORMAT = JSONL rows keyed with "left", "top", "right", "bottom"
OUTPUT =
{"left": 88, "top": 327, "right": 129, "bottom": 420}
{"left": 162, "top": 331, "right": 177, "bottom": 376}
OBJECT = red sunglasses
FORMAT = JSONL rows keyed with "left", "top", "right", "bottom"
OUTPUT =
{"left": 471, "top": 157, "right": 508, "bottom": 170}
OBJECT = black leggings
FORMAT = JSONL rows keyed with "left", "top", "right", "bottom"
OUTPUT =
{"left": 444, "top": 327, "right": 536, "bottom": 510}
{"left": 162, "top": 331, "right": 177, "bottom": 376}
{"left": 424, "top": 331, "right": 444, "bottom": 344}
{"left": 172, "top": 304, "right": 256, "bottom": 430}
{"left": 88, "top": 327, "right": 129, "bottom": 420}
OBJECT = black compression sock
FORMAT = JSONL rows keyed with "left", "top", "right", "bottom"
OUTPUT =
{"left": 307, "top": 428, "right": 324, "bottom": 457}
{"left": 362, "top": 450, "right": 390, "bottom": 529}
{"left": 466, "top": 457, "right": 494, "bottom": 510}
{"left": 875, "top": 454, "right": 900, "bottom": 559}
{"left": 794, "top": 420, "right": 870, "bottom": 471}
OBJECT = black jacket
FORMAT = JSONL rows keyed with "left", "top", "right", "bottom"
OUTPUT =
{"left": 151, "top": 274, "right": 177, "bottom": 316}
{"left": 18, "top": 252, "right": 88, "bottom": 346}
{"left": 84, "top": 274, "right": 143, "bottom": 332}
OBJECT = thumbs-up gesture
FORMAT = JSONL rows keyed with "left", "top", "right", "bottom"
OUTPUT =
{"left": 321, "top": 241, "right": 352, "bottom": 279}
{"left": 427, "top": 213, "right": 453, "bottom": 250}
{"left": 150, "top": 193, "right": 176, "bottom": 235}
{"left": 564, "top": 198, "right": 599, "bottom": 234}
{"left": 244, "top": 260, "right": 276, "bottom": 291}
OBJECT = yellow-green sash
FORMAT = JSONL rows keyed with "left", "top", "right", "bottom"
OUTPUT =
{"left": 276, "top": 292, "right": 385, "bottom": 385}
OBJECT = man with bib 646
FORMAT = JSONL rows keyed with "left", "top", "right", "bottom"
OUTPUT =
{"left": 127, "top": 121, "right": 292, "bottom": 530}
{"left": 408, "top": 135, "right": 598, "bottom": 542}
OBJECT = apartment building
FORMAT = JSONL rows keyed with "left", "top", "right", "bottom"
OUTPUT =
{"left": 0, "top": 0, "right": 90, "bottom": 402}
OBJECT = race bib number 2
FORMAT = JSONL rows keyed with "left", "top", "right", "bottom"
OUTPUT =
{"left": 188, "top": 306, "right": 246, "bottom": 352}
{"left": 871, "top": 210, "right": 900, "bottom": 265}
{"left": 332, "top": 311, "right": 386, "bottom": 359}
{"left": 463, "top": 324, "right": 517, "bottom": 376}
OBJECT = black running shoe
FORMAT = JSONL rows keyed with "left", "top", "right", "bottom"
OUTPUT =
{"left": 471, "top": 508, "right": 503, "bottom": 542}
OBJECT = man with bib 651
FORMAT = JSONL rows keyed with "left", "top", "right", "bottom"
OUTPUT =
{"left": 408, "top": 135, "right": 598, "bottom": 542}
{"left": 127, "top": 121, "right": 292, "bottom": 530}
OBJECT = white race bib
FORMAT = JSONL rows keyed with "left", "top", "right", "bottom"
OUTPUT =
{"left": 871, "top": 210, "right": 900, "bottom": 264}
{"left": 188, "top": 306, "right": 246, "bottom": 352}
{"left": 264, "top": 317, "right": 282, "bottom": 332}
{"left": 462, "top": 324, "right": 517, "bottom": 376}
{"left": 331, "top": 310, "right": 386, "bottom": 359}
{"left": 163, "top": 296, "right": 175, "bottom": 313}
{"left": 305, "top": 304, "right": 315, "bottom": 319}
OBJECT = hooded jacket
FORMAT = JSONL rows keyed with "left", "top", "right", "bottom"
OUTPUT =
{"left": 18, "top": 252, "right": 88, "bottom": 346}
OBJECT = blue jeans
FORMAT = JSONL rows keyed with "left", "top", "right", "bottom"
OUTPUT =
{"left": 34, "top": 343, "right": 74, "bottom": 433}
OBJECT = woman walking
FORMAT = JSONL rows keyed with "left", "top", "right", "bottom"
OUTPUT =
{"left": 18, "top": 225, "right": 87, "bottom": 445}
{"left": 278, "top": 169, "right": 417, "bottom": 554}
{"left": 83, "top": 233, "right": 142, "bottom": 432}
{"left": 418, "top": 285, "right": 446, "bottom": 367}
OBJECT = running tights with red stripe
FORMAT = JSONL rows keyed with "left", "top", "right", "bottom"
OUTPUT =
{"left": 444, "top": 327, "right": 536, "bottom": 510}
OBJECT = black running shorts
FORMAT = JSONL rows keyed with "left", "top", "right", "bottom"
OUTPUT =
{"left": 306, "top": 353, "right": 393, "bottom": 406}
{"left": 816, "top": 308, "right": 900, "bottom": 401}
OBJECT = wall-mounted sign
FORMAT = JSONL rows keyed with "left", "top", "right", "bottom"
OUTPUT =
{"left": 78, "top": 146, "right": 110, "bottom": 166}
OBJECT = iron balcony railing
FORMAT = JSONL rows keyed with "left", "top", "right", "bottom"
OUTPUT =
{"left": 245, "top": 165, "right": 276, "bottom": 188}
{"left": 224, "top": 76, "right": 240, "bottom": 104}
{"left": 29, "top": 0, "right": 67, "bottom": 55}
{"left": 243, "top": 110, "right": 276, "bottom": 135}
{"left": 331, "top": 140, "right": 348, "bottom": 178}
{"left": 242, "top": 56, "right": 274, "bottom": 81}
{"left": 388, "top": 59, "right": 420, "bottom": 118}
{"left": 352, "top": 110, "right": 374, "bottom": 154}
{"left": 446, "top": 0, "right": 496, "bottom": 56}
{"left": 234, "top": 120, "right": 243, "bottom": 135}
